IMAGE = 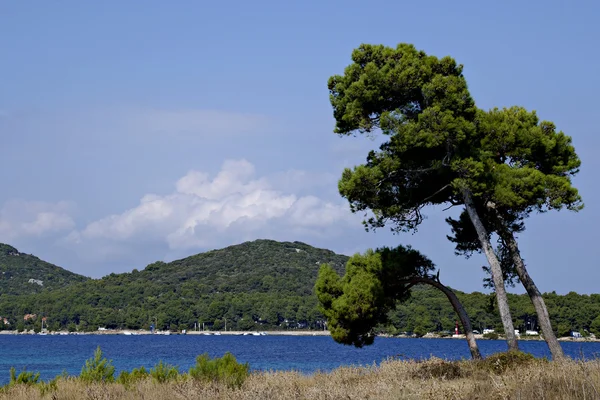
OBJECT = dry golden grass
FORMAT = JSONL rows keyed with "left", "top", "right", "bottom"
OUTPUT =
{"left": 2, "top": 357, "right": 600, "bottom": 400}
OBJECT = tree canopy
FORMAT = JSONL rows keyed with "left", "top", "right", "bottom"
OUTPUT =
{"left": 315, "top": 245, "right": 434, "bottom": 347}
{"left": 329, "top": 44, "right": 582, "bottom": 233}
{"left": 327, "top": 42, "right": 583, "bottom": 356}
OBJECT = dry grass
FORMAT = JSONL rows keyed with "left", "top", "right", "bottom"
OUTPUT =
{"left": 2, "top": 356, "right": 600, "bottom": 400}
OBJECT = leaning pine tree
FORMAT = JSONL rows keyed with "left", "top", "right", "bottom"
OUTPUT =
{"left": 327, "top": 43, "right": 582, "bottom": 358}
{"left": 315, "top": 245, "right": 482, "bottom": 359}
{"left": 445, "top": 107, "right": 582, "bottom": 358}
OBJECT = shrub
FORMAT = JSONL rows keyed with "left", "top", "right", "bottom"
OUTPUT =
{"left": 483, "top": 332, "right": 499, "bottom": 340}
{"left": 79, "top": 346, "right": 115, "bottom": 383}
{"left": 189, "top": 352, "right": 249, "bottom": 388}
{"left": 117, "top": 366, "right": 149, "bottom": 386}
{"left": 479, "top": 351, "right": 537, "bottom": 374}
{"left": 411, "top": 358, "right": 465, "bottom": 380}
{"left": 150, "top": 360, "right": 180, "bottom": 383}
{"left": 413, "top": 326, "right": 427, "bottom": 337}
{"left": 37, "top": 377, "right": 58, "bottom": 397}
{"left": 1, "top": 367, "right": 58, "bottom": 397}
{"left": 8, "top": 367, "right": 40, "bottom": 386}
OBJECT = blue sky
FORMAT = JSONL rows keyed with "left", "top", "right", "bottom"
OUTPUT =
{"left": 1, "top": 1, "right": 598, "bottom": 294}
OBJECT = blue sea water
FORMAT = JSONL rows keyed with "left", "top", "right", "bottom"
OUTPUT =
{"left": 1, "top": 335, "right": 599, "bottom": 385}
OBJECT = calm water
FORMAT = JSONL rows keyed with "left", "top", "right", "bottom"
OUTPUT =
{"left": 1, "top": 335, "right": 600, "bottom": 385}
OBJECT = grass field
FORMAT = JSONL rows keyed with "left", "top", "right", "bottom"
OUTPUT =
{"left": 2, "top": 351, "right": 599, "bottom": 399}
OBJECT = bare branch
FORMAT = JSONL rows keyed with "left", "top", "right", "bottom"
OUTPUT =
{"left": 442, "top": 203, "right": 459, "bottom": 211}
{"left": 422, "top": 184, "right": 452, "bottom": 204}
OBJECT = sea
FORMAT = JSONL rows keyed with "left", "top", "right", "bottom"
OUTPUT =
{"left": 1, "top": 335, "right": 599, "bottom": 385}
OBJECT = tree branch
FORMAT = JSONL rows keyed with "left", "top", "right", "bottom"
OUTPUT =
{"left": 422, "top": 184, "right": 452, "bottom": 204}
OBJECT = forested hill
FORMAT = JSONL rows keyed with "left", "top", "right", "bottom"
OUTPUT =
{"left": 133, "top": 239, "right": 348, "bottom": 295}
{"left": 0, "top": 243, "right": 89, "bottom": 295}
{"left": 0, "top": 239, "right": 349, "bottom": 331}
{"left": 0, "top": 239, "right": 599, "bottom": 338}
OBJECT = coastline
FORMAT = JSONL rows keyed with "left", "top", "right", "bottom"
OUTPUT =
{"left": 1, "top": 329, "right": 598, "bottom": 342}
{"left": 0, "top": 329, "right": 332, "bottom": 336}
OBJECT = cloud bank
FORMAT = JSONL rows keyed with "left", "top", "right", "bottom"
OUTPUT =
{"left": 67, "top": 159, "right": 355, "bottom": 252}
{"left": 0, "top": 200, "right": 75, "bottom": 242}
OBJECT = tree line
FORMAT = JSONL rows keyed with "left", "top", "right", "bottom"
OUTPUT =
{"left": 1, "top": 275, "right": 599, "bottom": 338}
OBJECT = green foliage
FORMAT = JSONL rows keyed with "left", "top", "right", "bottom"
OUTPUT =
{"left": 0, "top": 240, "right": 346, "bottom": 332}
{"left": 79, "top": 346, "right": 115, "bottom": 383}
{"left": 8, "top": 367, "right": 40, "bottom": 386}
{"left": 327, "top": 43, "right": 582, "bottom": 292}
{"left": 329, "top": 43, "right": 477, "bottom": 232}
{"left": 413, "top": 325, "right": 428, "bottom": 337}
{"left": 590, "top": 315, "right": 600, "bottom": 336}
{"left": 2, "top": 367, "right": 58, "bottom": 396}
{"left": 37, "top": 377, "right": 58, "bottom": 397}
{"left": 189, "top": 352, "right": 249, "bottom": 388}
{"left": 483, "top": 332, "right": 499, "bottom": 340}
{"left": 316, "top": 251, "right": 385, "bottom": 347}
{"left": 474, "top": 107, "right": 582, "bottom": 212}
{"left": 316, "top": 246, "right": 435, "bottom": 347}
{"left": 478, "top": 351, "right": 538, "bottom": 374}
{"left": 3, "top": 353, "right": 250, "bottom": 392}
{"left": 116, "top": 366, "right": 149, "bottom": 386}
{"left": 557, "top": 322, "right": 572, "bottom": 338}
{"left": 150, "top": 360, "right": 179, "bottom": 383}
{"left": 0, "top": 239, "right": 597, "bottom": 337}
{"left": 0, "top": 243, "right": 88, "bottom": 296}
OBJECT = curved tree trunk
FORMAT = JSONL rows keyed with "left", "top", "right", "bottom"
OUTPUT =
{"left": 495, "top": 220, "right": 565, "bottom": 359}
{"left": 461, "top": 188, "right": 519, "bottom": 351}
{"left": 407, "top": 276, "right": 482, "bottom": 360}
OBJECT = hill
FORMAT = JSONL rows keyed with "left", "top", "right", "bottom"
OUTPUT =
{"left": 138, "top": 239, "right": 348, "bottom": 296}
{"left": 0, "top": 243, "right": 89, "bottom": 296}
{"left": 0, "top": 239, "right": 599, "bottom": 337}
{"left": 0, "top": 239, "right": 349, "bottom": 331}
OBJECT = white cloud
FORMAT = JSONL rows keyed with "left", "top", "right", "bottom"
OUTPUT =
{"left": 0, "top": 200, "right": 75, "bottom": 242}
{"left": 68, "top": 159, "right": 357, "bottom": 252}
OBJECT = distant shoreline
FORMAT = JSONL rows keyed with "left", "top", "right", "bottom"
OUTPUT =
{"left": 1, "top": 329, "right": 597, "bottom": 342}
{"left": 0, "top": 329, "right": 332, "bottom": 336}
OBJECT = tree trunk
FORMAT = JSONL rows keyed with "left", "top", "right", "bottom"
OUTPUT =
{"left": 461, "top": 188, "right": 519, "bottom": 351}
{"left": 408, "top": 276, "right": 482, "bottom": 360}
{"left": 494, "top": 216, "right": 565, "bottom": 359}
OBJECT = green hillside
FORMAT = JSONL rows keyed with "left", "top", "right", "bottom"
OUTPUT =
{"left": 138, "top": 239, "right": 348, "bottom": 296}
{"left": 0, "top": 239, "right": 348, "bottom": 331}
{"left": 0, "top": 239, "right": 599, "bottom": 337}
{"left": 0, "top": 243, "right": 89, "bottom": 296}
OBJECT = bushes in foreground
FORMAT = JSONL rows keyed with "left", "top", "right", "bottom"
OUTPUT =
{"left": 0, "top": 346, "right": 250, "bottom": 396}
{"left": 80, "top": 346, "right": 115, "bottom": 383}
{"left": 1, "top": 352, "right": 599, "bottom": 400}
{"left": 189, "top": 352, "right": 250, "bottom": 388}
